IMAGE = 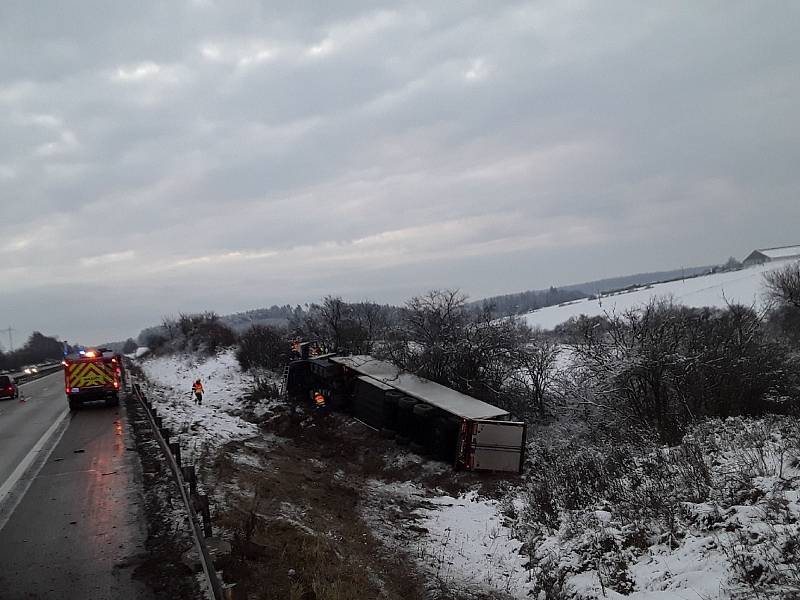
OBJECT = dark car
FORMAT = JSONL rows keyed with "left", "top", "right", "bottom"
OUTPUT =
{"left": 0, "top": 375, "right": 18, "bottom": 400}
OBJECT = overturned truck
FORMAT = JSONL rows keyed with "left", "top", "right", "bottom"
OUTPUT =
{"left": 287, "top": 354, "right": 526, "bottom": 474}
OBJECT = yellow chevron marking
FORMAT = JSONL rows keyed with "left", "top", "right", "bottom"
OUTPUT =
{"left": 68, "top": 363, "right": 87, "bottom": 383}
{"left": 69, "top": 362, "right": 113, "bottom": 388}
{"left": 71, "top": 363, "right": 89, "bottom": 378}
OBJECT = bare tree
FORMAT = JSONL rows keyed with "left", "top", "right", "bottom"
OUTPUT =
{"left": 317, "top": 296, "right": 346, "bottom": 350}
{"left": 351, "top": 301, "right": 391, "bottom": 353}
{"left": 387, "top": 289, "right": 470, "bottom": 383}
{"left": 161, "top": 315, "right": 178, "bottom": 339}
{"left": 383, "top": 290, "right": 532, "bottom": 408}
{"left": 507, "top": 332, "right": 561, "bottom": 418}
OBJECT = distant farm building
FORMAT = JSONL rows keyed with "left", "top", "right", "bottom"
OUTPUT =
{"left": 743, "top": 244, "right": 800, "bottom": 267}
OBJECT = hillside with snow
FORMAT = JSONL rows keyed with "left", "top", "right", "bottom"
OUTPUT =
{"left": 524, "top": 260, "right": 796, "bottom": 330}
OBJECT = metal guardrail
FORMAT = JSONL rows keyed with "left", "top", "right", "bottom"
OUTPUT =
{"left": 11, "top": 363, "right": 62, "bottom": 385}
{"left": 132, "top": 382, "right": 229, "bottom": 600}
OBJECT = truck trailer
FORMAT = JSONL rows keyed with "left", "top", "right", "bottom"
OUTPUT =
{"left": 286, "top": 354, "right": 526, "bottom": 473}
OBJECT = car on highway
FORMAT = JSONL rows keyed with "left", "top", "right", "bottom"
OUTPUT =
{"left": 0, "top": 375, "right": 19, "bottom": 400}
{"left": 22, "top": 366, "right": 38, "bottom": 375}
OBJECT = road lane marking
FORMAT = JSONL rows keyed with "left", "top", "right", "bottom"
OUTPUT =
{"left": 0, "top": 408, "right": 70, "bottom": 520}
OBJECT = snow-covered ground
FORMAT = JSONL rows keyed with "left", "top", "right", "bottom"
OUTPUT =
{"left": 411, "top": 491, "right": 728, "bottom": 599}
{"left": 524, "top": 261, "right": 796, "bottom": 330}
{"left": 135, "top": 349, "right": 800, "bottom": 600}
{"left": 415, "top": 491, "right": 530, "bottom": 596}
{"left": 368, "top": 417, "right": 800, "bottom": 599}
{"left": 138, "top": 349, "right": 261, "bottom": 461}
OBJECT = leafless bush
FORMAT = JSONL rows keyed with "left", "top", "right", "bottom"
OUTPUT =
{"left": 528, "top": 550, "right": 574, "bottom": 600}
{"left": 570, "top": 299, "right": 794, "bottom": 444}
{"left": 765, "top": 261, "right": 800, "bottom": 309}
{"left": 297, "top": 295, "right": 394, "bottom": 354}
{"left": 723, "top": 520, "right": 800, "bottom": 599}
{"left": 519, "top": 432, "right": 718, "bottom": 543}
{"left": 146, "top": 311, "right": 237, "bottom": 355}
{"left": 236, "top": 324, "right": 287, "bottom": 372}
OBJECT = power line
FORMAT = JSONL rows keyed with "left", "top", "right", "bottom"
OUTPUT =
{"left": 2, "top": 326, "right": 16, "bottom": 352}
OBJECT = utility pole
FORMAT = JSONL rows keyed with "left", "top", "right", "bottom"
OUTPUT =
{"left": 3, "top": 326, "right": 15, "bottom": 352}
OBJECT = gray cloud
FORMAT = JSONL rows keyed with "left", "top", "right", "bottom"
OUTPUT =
{"left": 1, "top": 0, "right": 799, "bottom": 344}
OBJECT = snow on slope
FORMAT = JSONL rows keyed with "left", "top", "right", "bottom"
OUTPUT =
{"left": 139, "top": 349, "right": 259, "bottom": 459}
{"left": 524, "top": 260, "right": 796, "bottom": 330}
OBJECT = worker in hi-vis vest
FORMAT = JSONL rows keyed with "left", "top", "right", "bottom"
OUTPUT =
{"left": 192, "top": 379, "right": 204, "bottom": 405}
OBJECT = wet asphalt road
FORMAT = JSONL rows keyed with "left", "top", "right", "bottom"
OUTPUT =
{"left": 0, "top": 373, "right": 68, "bottom": 489}
{"left": 0, "top": 374, "right": 155, "bottom": 600}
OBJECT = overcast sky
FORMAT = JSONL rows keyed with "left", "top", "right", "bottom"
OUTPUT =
{"left": 1, "top": 1, "right": 798, "bottom": 345}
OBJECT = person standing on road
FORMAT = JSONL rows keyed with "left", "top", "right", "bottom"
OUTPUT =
{"left": 192, "top": 379, "right": 204, "bottom": 405}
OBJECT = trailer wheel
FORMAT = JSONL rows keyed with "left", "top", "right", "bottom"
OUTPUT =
{"left": 106, "top": 393, "right": 120, "bottom": 407}
{"left": 68, "top": 397, "right": 81, "bottom": 411}
{"left": 412, "top": 403, "right": 435, "bottom": 420}
{"left": 397, "top": 397, "right": 418, "bottom": 435}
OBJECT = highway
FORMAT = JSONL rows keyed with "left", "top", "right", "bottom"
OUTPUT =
{"left": 0, "top": 372, "right": 156, "bottom": 599}
{"left": 0, "top": 372, "right": 69, "bottom": 492}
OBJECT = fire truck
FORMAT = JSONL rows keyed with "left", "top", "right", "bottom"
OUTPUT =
{"left": 62, "top": 349, "right": 125, "bottom": 410}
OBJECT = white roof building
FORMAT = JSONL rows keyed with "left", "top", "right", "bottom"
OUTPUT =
{"left": 743, "top": 244, "right": 800, "bottom": 266}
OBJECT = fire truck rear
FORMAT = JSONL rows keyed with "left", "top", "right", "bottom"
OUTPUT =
{"left": 63, "top": 350, "right": 123, "bottom": 410}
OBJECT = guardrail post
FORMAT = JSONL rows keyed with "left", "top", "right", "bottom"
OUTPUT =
{"left": 197, "top": 494, "right": 212, "bottom": 537}
{"left": 182, "top": 465, "right": 197, "bottom": 494}
{"left": 169, "top": 442, "right": 182, "bottom": 466}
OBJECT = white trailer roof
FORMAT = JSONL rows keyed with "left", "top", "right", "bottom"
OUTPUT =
{"left": 331, "top": 355, "right": 509, "bottom": 420}
{"left": 356, "top": 375, "right": 394, "bottom": 392}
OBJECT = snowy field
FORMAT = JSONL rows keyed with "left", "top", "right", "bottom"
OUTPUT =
{"left": 138, "top": 349, "right": 261, "bottom": 461}
{"left": 524, "top": 261, "right": 795, "bottom": 330}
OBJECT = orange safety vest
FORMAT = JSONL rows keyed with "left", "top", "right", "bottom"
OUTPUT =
{"left": 193, "top": 382, "right": 204, "bottom": 394}
{"left": 314, "top": 392, "right": 325, "bottom": 407}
